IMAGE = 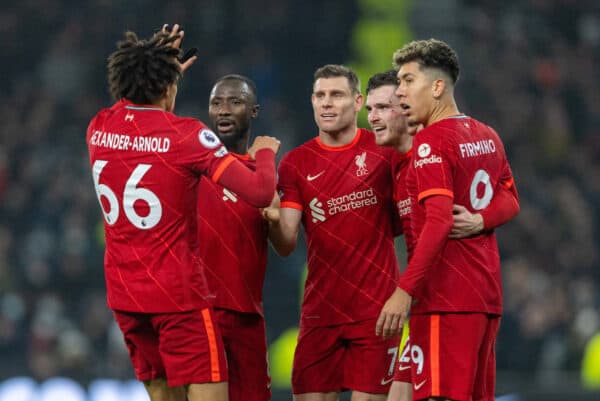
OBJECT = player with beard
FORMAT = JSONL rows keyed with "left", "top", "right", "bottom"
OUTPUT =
{"left": 196, "top": 74, "right": 272, "bottom": 401}
{"left": 365, "top": 70, "right": 520, "bottom": 401}
{"left": 376, "top": 40, "right": 520, "bottom": 401}
{"left": 87, "top": 26, "right": 279, "bottom": 401}
{"left": 265, "top": 64, "right": 401, "bottom": 401}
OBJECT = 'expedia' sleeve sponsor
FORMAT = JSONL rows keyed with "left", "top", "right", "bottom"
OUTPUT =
{"left": 412, "top": 128, "right": 454, "bottom": 203}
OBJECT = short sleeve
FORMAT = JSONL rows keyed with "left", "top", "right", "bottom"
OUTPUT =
{"left": 277, "top": 152, "right": 303, "bottom": 211}
{"left": 412, "top": 130, "right": 454, "bottom": 203}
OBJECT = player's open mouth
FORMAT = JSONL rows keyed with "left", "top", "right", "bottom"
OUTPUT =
{"left": 399, "top": 103, "right": 411, "bottom": 116}
{"left": 321, "top": 113, "right": 336, "bottom": 119}
{"left": 373, "top": 126, "right": 387, "bottom": 134}
{"left": 217, "top": 120, "right": 234, "bottom": 132}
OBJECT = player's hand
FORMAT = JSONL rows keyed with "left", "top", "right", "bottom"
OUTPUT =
{"left": 261, "top": 193, "right": 281, "bottom": 222}
{"left": 248, "top": 136, "right": 281, "bottom": 159}
{"left": 449, "top": 204, "right": 484, "bottom": 238}
{"left": 376, "top": 287, "right": 411, "bottom": 339}
{"left": 161, "top": 24, "right": 198, "bottom": 73}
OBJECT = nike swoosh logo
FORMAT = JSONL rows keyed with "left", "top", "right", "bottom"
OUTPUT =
{"left": 380, "top": 378, "right": 394, "bottom": 386}
{"left": 307, "top": 171, "right": 325, "bottom": 181}
{"left": 398, "top": 365, "right": 411, "bottom": 371}
{"left": 414, "top": 380, "right": 427, "bottom": 390}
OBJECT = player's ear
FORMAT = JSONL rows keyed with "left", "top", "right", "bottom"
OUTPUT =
{"left": 432, "top": 78, "right": 446, "bottom": 99}
{"left": 354, "top": 92, "right": 364, "bottom": 111}
{"left": 252, "top": 103, "right": 260, "bottom": 119}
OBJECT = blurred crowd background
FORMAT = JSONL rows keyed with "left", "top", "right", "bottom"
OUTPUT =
{"left": 0, "top": 0, "right": 599, "bottom": 398}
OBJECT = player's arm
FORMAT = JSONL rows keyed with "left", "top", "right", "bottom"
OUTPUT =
{"left": 481, "top": 165, "right": 519, "bottom": 230}
{"left": 450, "top": 183, "right": 520, "bottom": 238}
{"left": 215, "top": 136, "right": 280, "bottom": 207}
{"left": 262, "top": 152, "right": 304, "bottom": 256}
{"left": 263, "top": 198, "right": 302, "bottom": 256}
{"left": 376, "top": 195, "right": 453, "bottom": 339}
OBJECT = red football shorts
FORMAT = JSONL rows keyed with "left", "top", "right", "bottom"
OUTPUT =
{"left": 393, "top": 333, "right": 412, "bottom": 383}
{"left": 292, "top": 318, "right": 398, "bottom": 394}
{"left": 407, "top": 313, "right": 500, "bottom": 401}
{"left": 113, "top": 308, "right": 228, "bottom": 387}
{"left": 213, "top": 308, "right": 271, "bottom": 401}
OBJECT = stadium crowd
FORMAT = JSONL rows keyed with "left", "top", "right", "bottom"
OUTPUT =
{"left": 0, "top": 0, "right": 598, "bottom": 390}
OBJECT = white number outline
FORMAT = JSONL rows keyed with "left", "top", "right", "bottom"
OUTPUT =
{"left": 387, "top": 346, "right": 399, "bottom": 377}
{"left": 93, "top": 160, "right": 119, "bottom": 225}
{"left": 92, "top": 160, "right": 162, "bottom": 229}
{"left": 470, "top": 169, "right": 493, "bottom": 210}
{"left": 410, "top": 343, "right": 424, "bottom": 375}
{"left": 399, "top": 337, "right": 425, "bottom": 375}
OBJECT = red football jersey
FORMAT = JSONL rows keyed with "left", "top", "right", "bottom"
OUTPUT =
{"left": 197, "top": 154, "right": 268, "bottom": 316}
{"left": 87, "top": 99, "right": 237, "bottom": 313}
{"left": 392, "top": 149, "right": 415, "bottom": 261}
{"left": 400, "top": 115, "right": 516, "bottom": 315}
{"left": 278, "top": 128, "right": 400, "bottom": 327}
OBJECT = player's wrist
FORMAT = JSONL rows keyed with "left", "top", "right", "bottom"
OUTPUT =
{"left": 255, "top": 148, "right": 276, "bottom": 156}
{"left": 396, "top": 281, "right": 415, "bottom": 298}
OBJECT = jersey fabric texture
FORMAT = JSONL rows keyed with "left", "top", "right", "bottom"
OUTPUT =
{"left": 213, "top": 308, "right": 271, "bottom": 401}
{"left": 408, "top": 313, "right": 499, "bottom": 401}
{"left": 278, "top": 128, "right": 400, "bottom": 327}
{"left": 400, "top": 116, "right": 516, "bottom": 315}
{"left": 392, "top": 149, "right": 415, "bottom": 260}
{"left": 197, "top": 153, "right": 268, "bottom": 316}
{"left": 113, "top": 308, "right": 228, "bottom": 386}
{"left": 87, "top": 99, "right": 234, "bottom": 313}
{"left": 292, "top": 318, "right": 398, "bottom": 394}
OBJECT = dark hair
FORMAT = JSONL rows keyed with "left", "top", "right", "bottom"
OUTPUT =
{"left": 107, "top": 31, "right": 182, "bottom": 104}
{"left": 393, "top": 39, "right": 459, "bottom": 84}
{"left": 214, "top": 74, "right": 258, "bottom": 104}
{"left": 313, "top": 64, "right": 361, "bottom": 94}
{"left": 366, "top": 70, "right": 398, "bottom": 94}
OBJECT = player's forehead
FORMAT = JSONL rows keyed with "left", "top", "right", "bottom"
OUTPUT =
{"left": 366, "top": 85, "right": 396, "bottom": 106}
{"left": 313, "top": 76, "right": 353, "bottom": 94}
{"left": 397, "top": 61, "right": 422, "bottom": 79}
{"left": 210, "top": 80, "right": 251, "bottom": 99}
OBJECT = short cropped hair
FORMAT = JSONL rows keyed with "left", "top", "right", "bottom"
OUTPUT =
{"left": 313, "top": 64, "right": 361, "bottom": 94}
{"left": 393, "top": 39, "right": 459, "bottom": 84}
{"left": 214, "top": 74, "right": 258, "bottom": 104}
{"left": 366, "top": 70, "right": 398, "bottom": 94}
{"left": 107, "top": 31, "right": 182, "bottom": 104}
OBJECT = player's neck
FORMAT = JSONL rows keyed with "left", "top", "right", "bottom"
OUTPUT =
{"left": 426, "top": 99, "right": 460, "bottom": 127}
{"left": 152, "top": 96, "right": 169, "bottom": 112}
{"left": 396, "top": 134, "right": 413, "bottom": 154}
{"left": 226, "top": 132, "right": 250, "bottom": 155}
{"left": 319, "top": 125, "right": 358, "bottom": 147}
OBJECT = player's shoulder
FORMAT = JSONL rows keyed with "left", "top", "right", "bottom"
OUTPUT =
{"left": 281, "top": 137, "right": 319, "bottom": 162}
{"left": 456, "top": 116, "right": 503, "bottom": 145}
{"left": 167, "top": 113, "right": 206, "bottom": 131}
{"left": 88, "top": 101, "right": 122, "bottom": 126}
{"left": 356, "top": 128, "right": 395, "bottom": 157}
{"left": 170, "top": 115, "right": 221, "bottom": 146}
